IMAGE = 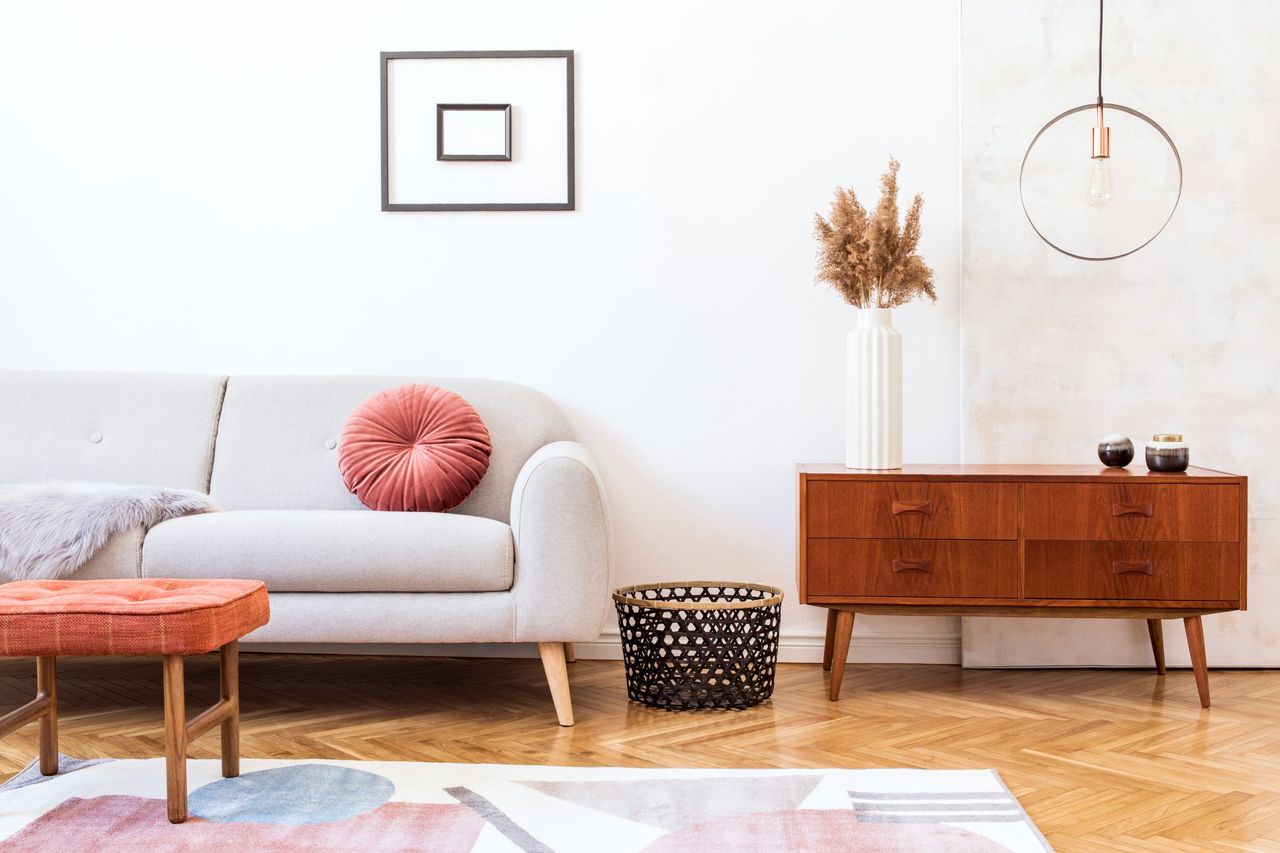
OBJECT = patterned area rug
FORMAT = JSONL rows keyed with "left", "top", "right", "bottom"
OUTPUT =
{"left": 0, "top": 757, "right": 1050, "bottom": 851}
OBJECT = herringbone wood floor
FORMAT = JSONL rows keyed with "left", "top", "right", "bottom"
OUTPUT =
{"left": 0, "top": 655, "right": 1277, "bottom": 850}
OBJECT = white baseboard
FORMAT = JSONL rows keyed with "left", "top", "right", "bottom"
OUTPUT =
{"left": 245, "top": 629, "right": 961, "bottom": 665}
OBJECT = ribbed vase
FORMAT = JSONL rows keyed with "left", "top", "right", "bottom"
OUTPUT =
{"left": 845, "top": 308, "right": 902, "bottom": 469}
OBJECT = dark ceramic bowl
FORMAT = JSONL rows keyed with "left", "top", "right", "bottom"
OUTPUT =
{"left": 1097, "top": 434, "right": 1134, "bottom": 468}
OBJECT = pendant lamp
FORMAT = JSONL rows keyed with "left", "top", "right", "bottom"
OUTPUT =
{"left": 1019, "top": 0, "right": 1182, "bottom": 261}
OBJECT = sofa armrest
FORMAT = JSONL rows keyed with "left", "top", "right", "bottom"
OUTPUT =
{"left": 509, "top": 441, "right": 613, "bottom": 642}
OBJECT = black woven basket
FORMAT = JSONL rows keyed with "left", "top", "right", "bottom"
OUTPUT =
{"left": 612, "top": 582, "right": 783, "bottom": 711}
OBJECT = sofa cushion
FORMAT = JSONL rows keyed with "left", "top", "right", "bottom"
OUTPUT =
{"left": 339, "top": 384, "right": 492, "bottom": 512}
{"left": 208, "top": 376, "right": 569, "bottom": 523}
{"left": 141, "top": 510, "right": 513, "bottom": 593}
{"left": 0, "top": 370, "right": 227, "bottom": 492}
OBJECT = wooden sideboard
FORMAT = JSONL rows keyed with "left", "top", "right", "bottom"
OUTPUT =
{"left": 797, "top": 464, "right": 1247, "bottom": 707}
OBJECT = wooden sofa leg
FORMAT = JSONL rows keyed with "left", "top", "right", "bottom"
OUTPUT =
{"left": 162, "top": 655, "right": 188, "bottom": 823}
{"left": 219, "top": 641, "right": 240, "bottom": 778}
{"left": 36, "top": 656, "right": 58, "bottom": 776}
{"left": 537, "top": 642, "right": 574, "bottom": 727}
{"left": 563, "top": 642, "right": 576, "bottom": 664}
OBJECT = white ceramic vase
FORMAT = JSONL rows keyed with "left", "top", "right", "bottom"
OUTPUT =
{"left": 845, "top": 308, "right": 902, "bottom": 469}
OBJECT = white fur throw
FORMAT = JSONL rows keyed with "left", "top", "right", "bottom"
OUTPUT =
{"left": 0, "top": 483, "right": 218, "bottom": 581}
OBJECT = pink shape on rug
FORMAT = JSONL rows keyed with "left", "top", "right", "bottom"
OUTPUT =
{"left": 642, "top": 809, "right": 1008, "bottom": 852}
{"left": 1, "top": 795, "right": 485, "bottom": 852}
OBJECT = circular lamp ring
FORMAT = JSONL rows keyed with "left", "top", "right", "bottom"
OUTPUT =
{"left": 1019, "top": 102, "right": 1182, "bottom": 261}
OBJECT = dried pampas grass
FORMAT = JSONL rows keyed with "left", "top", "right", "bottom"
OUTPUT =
{"left": 813, "top": 158, "right": 937, "bottom": 309}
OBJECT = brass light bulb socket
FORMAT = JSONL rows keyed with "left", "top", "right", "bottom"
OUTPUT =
{"left": 1091, "top": 104, "right": 1111, "bottom": 158}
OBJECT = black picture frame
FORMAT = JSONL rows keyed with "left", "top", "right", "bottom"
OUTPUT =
{"left": 380, "top": 50, "right": 575, "bottom": 212}
{"left": 436, "top": 103, "right": 512, "bottom": 161}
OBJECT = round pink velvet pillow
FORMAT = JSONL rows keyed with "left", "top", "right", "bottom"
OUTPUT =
{"left": 338, "top": 384, "right": 492, "bottom": 512}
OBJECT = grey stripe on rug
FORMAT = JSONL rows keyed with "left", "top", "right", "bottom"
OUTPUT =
{"left": 849, "top": 790, "right": 1013, "bottom": 801}
{"left": 446, "top": 785, "right": 554, "bottom": 853}
{"left": 853, "top": 802, "right": 1020, "bottom": 813}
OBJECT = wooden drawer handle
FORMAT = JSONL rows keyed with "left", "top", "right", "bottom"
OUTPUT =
{"left": 1112, "top": 503, "right": 1154, "bottom": 517}
{"left": 1112, "top": 560, "right": 1154, "bottom": 576}
{"left": 892, "top": 558, "right": 933, "bottom": 574}
{"left": 892, "top": 500, "right": 934, "bottom": 516}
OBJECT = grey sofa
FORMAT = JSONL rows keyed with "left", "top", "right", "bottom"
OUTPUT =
{"left": 0, "top": 370, "right": 613, "bottom": 725}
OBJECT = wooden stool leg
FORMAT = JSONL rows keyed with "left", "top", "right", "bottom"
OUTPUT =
{"left": 220, "top": 641, "right": 240, "bottom": 778}
{"left": 36, "top": 657, "right": 57, "bottom": 776}
{"left": 162, "top": 655, "right": 188, "bottom": 823}
{"left": 1147, "top": 619, "right": 1166, "bottom": 675}
{"left": 828, "top": 611, "right": 855, "bottom": 701}
{"left": 0, "top": 658, "right": 59, "bottom": 774}
{"left": 822, "top": 609, "right": 838, "bottom": 672}
{"left": 1184, "top": 616, "right": 1210, "bottom": 709}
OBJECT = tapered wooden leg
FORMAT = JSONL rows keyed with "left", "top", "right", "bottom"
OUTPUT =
{"left": 828, "top": 611, "right": 855, "bottom": 701}
{"left": 162, "top": 655, "right": 188, "bottom": 823}
{"left": 537, "top": 642, "right": 574, "bottom": 726}
{"left": 0, "top": 660, "right": 58, "bottom": 767}
{"left": 563, "top": 642, "right": 576, "bottom": 664}
{"left": 1146, "top": 619, "right": 1166, "bottom": 675}
{"left": 36, "top": 657, "right": 57, "bottom": 776}
{"left": 1183, "top": 616, "right": 1210, "bottom": 708}
{"left": 219, "top": 641, "right": 240, "bottom": 778}
{"left": 822, "top": 609, "right": 838, "bottom": 672}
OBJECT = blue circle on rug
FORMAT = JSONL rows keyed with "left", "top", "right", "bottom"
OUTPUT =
{"left": 189, "top": 765, "right": 395, "bottom": 824}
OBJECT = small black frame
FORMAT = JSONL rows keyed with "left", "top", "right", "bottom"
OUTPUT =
{"left": 380, "top": 50, "right": 575, "bottom": 212}
{"left": 436, "top": 103, "right": 512, "bottom": 161}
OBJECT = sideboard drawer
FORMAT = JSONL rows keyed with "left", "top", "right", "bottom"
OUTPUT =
{"left": 1024, "top": 540, "right": 1240, "bottom": 601}
{"left": 805, "top": 481, "right": 1018, "bottom": 540}
{"left": 806, "top": 539, "right": 1019, "bottom": 598}
{"left": 1024, "top": 484, "right": 1240, "bottom": 542}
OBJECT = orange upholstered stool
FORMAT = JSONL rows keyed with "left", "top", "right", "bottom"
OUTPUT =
{"left": 0, "top": 579, "right": 269, "bottom": 823}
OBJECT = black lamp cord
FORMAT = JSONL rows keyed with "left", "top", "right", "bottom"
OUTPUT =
{"left": 1097, "top": 0, "right": 1105, "bottom": 106}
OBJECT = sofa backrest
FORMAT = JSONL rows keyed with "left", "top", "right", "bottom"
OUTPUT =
{"left": 209, "top": 375, "right": 570, "bottom": 523}
{"left": 0, "top": 370, "right": 227, "bottom": 492}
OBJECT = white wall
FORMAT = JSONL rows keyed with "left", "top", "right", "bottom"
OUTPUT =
{"left": 961, "top": 0, "right": 1280, "bottom": 665}
{"left": 0, "top": 1, "right": 964, "bottom": 661}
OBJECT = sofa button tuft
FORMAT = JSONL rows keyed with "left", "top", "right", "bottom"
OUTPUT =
{"left": 89, "top": 432, "right": 104, "bottom": 444}
{"left": 324, "top": 439, "right": 337, "bottom": 450}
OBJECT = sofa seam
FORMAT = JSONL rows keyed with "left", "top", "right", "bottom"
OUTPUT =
{"left": 202, "top": 377, "right": 229, "bottom": 495}
{"left": 505, "top": 526, "right": 514, "bottom": 593}
{"left": 132, "top": 526, "right": 144, "bottom": 579}
{"left": 512, "top": 454, "right": 557, "bottom": 640}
